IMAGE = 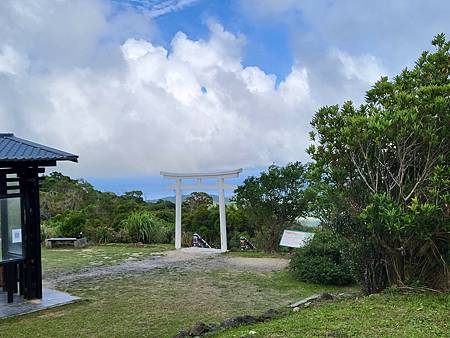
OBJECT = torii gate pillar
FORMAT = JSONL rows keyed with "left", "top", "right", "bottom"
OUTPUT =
{"left": 161, "top": 169, "right": 242, "bottom": 252}
{"left": 175, "top": 178, "right": 182, "bottom": 249}
{"left": 218, "top": 177, "right": 227, "bottom": 251}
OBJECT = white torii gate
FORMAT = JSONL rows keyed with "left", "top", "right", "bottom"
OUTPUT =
{"left": 160, "top": 169, "right": 243, "bottom": 252}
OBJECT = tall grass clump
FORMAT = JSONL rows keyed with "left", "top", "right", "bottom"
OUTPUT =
{"left": 121, "top": 211, "right": 171, "bottom": 244}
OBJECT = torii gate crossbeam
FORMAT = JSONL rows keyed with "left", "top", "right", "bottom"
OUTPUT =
{"left": 160, "top": 169, "right": 242, "bottom": 252}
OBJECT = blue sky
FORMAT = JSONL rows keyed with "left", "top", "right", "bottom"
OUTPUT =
{"left": 1, "top": 0, "right": 449, "bottom": 198}
{"left": 87, "top": 167, "right": 264, "bottom": 200}
{"left": 152, "top": 0, "right": 295, "bottom": 82}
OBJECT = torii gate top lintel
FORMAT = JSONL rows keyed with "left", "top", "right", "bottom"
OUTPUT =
{"left": 160, "top": 168, "right": 242, "bottom": 179}
{"left": 160, "top": 168, "right": 243, "bottom": 252}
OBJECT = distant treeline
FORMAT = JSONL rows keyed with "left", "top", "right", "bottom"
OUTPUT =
{"left": 40, "top": 172, "right": 175, "bottom": 243}
{"left": 39, "top": 173, "right": 257, "bottom": 249}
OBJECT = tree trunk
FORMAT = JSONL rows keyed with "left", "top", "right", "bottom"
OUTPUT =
{"left": 265, "top": 223, "right": 279, "bottom": 253}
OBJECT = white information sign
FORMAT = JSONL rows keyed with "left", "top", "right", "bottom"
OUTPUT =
{"left": 279, "top": 230, "right": 314, "bottom": 248}
{"left": 12, "top": 229, "right": 22, "bottom": 243}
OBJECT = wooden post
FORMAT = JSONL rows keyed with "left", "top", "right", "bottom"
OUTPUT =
{"left": 0, "top": 266, "right": 4, "bottom": 288}
{"left": 20, "top": 169, "right": 42, "bottom": 300}
{"left": 0, "top": 173, "right": 7, "bottom": 261}
{"left": 6, "top": 263, "right": 15, "bottom": 303}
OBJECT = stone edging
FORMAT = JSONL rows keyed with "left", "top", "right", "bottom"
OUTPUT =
{"left": 173, "top": 292, "right": 359, "bottom": 337}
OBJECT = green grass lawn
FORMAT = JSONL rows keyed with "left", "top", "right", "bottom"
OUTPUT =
{"left": 217, "top": 291, "right": 450, "bottom": 338}
{"left": 2, "top": 245, "right": 447, "bottom": 337}
{"left": 0, "top": 269, "right": 353, "bottom": 337}
{"left": 41, "top": 243, "right": 172, "bottom": 275}
{"left": 0, "top": 244, "right": 353, "bottom": 338}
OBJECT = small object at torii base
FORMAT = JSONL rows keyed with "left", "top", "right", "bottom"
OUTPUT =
{"left": 161, "top": 169, "right": 242, "bottom": 253}
{"left": 240, "top": 236, "right": 256, "bottom": 251}
{"left": 192, "top": 233, "right": 211, "bottom": 248}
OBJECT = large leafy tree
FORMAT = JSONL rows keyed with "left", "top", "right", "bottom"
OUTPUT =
{"left": 308, "top": 34, "right": 449, "bottom": 292}
{"left": 182, "top": 192, "right": 213, "bottom": 213}
{"left": 234, "top": 162, "right": 310, "bottom": 252}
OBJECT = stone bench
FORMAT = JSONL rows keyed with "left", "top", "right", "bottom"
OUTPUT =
{"left": 45, "top": 238, "right": 87, "bottom": 249}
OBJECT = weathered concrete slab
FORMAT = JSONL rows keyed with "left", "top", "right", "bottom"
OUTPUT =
{"left": 290, "top": 294, "right": 322, "bottom": 308}
{"left": 45, "top": 237, "right": 87, "bottom": 248}
{"left": 0, "top": 288, "right": 80, "bottom": 319}
{"left": 290, "top": 292, "right": 335, "bottom": 308}
{"left": 180, "top": 247, "right": 223, "bottom": 254}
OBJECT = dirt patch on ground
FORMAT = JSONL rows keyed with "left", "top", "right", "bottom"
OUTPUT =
{"left": 44, "top": 250, "right": 289, "bottom": 288}
{"left": 224, "top": 257, "right": 289, "bottom": 272}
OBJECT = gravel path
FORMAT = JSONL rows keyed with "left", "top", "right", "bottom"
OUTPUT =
{"left": 44, "top": 250, "right": 289, "bottom": 288}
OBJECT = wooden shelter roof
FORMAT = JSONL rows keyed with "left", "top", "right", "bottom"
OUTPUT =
{"left": 0, "top": 134, "right": 78, "bottom": 164}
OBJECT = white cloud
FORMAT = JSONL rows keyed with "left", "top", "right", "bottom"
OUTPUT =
{"left": 0, "top": 45, "right": 30, "bottom": 76}
{"left": 240, "top": 66, "right": 276, "bottom": 93}
{"left": 330, "top": 48, "right": 385, "bottom": 84}
{"left": 279, "top": 67, "right": 310, "bottom": 105}
{"left": 114, "top": 0, "right": 200, "bottom": 18}
{"left": 0, "top": 1, "right": 316, "bottom": 176}
{"left": 0, "top": 0, "right": 389, "bottom": 178}
{"left": 240, "top": 0, "right": 450, "bottom": 72}
{"left": 170, "top": 21, "right": 245, "bottom": 73}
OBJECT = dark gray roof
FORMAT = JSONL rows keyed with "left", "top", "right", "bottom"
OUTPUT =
{"left": 0, "top": 133, "right": 78, "bottom": 163}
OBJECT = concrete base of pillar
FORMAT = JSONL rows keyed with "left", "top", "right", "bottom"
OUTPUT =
{"left": 180, "top": 247, "right": 225, "bottom": 254}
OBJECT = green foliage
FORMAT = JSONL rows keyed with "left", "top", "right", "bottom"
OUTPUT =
{"left": 182, "top": 194, "right": 218, "bottom": 246}
{"left": 121, "top": 211, "right": 171, "bottom": 244}
{"left": 180, "top": 192, "right": 253, "bottom": 249}
{"left": 58, "top": 210, "right": 86, "bottom": 237}
{"left": 290, "top": 230, "right": 355, "bottom": 286}
{"left": 182, "top": 192, "right": 213, "bottom": 212}
{"left": 307, "top": 34, "right": 450, "bottom": 292}
{"left": 234, "top": 162, "right": 311, "bottom": 252}
{"left": 40, "top": 219, "right": 62, "bottom": 239}
{"left": 40, "top": 172, "right": 175, "bottom": 244}
{"left": 40, "top": 174, "right": 251, "bottom": 249}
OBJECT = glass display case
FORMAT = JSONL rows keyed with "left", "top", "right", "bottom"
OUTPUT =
{"left": 0, "top": 133, "right": 78, "bottom": 303}
{"left": 0, "top": 197, "right": 24, "bottom": 263}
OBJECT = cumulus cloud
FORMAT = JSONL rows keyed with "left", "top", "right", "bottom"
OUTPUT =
{"left": 0, "top": 0, "right": 386, "bottom": 177}
{"left": 240, "top": 0, "right": 450, "bottom": 71}
{"left": 329, "top": 48, "right": 385, "bottom": 85}
{"left": 0, "top": 2, "right": 310, "bottom": 176}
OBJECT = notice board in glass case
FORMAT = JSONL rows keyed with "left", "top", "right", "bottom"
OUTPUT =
{"left": 0, "top": 197, "right": 24, "bottom": 263}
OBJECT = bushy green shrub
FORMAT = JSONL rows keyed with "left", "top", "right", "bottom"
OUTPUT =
{"left": 121, "top": 211, "right": 170, "bottom": 244}
{"left": 289, "top": 229, "right": 355, "bottom": 286}
{"left": 58, "top": 210, "right": 86, "bottom": 237}
{"left": 40, "top": 219, "right": 62, "bottom": 239}
{"left": 93, "top": 226, "right": 116, "bottom": 244}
